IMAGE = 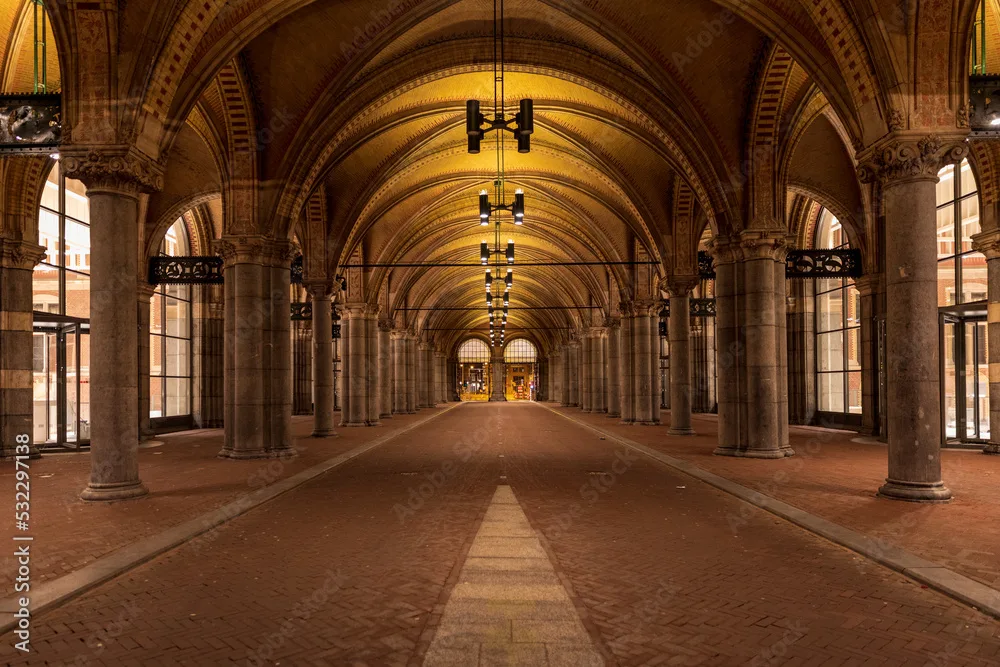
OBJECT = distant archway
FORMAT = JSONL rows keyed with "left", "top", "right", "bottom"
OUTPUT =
{"left": 503, "top": 339, "right": 538, "bottom": 401}
{"left": 457, "top": 338, "right": 491, "bottom": 401}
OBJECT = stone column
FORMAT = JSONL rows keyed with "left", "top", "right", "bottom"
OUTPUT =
{"left": 193, "top": 284, "right": 224, "bottom": 428}
{"left": 581, "top": 334, "right": 594, "bottom": 411}
{"left": 391, "top": 330, "right": 407, "bottom": 414}
{"left": 418, "top": 341, "right": 432, "bottom": 407}
{"left": 606, "top": 319, "right": 621, "bottom": 418}
{"left": 72, "top": 173, "right": 149, "bottom": 499}
{"left": 137, "top": 283, "right": 156, "bottom": 441}
{"left": 859, "top": 136, "right": 965, "bottom": 501}
{"left": 708, "top": 233, "right": 791, "bottom": 458}
{"left": 378, "top": 320, "right": 393, "bottom": 419}
{"left": 405, "top": 334, "right": 418, "bottom": 412}
{"left": 217, "top": 237, "right": 295, "bottom": 457}
{"left": 668, "top": 277, "right": 699, "bottom": 435}
{"left": 0, "top": 240, "right": 45, "bottom": 459}
{"left": 650, "top": 308, "right": 662, "bottom": 424}
{"left": 560, "top": 346, "right": 571, "bottom": 406}
{"left": 632, "top": 301, "right": 658, "bottom": 425}
{"left": 972, "top": 232, "right": 1000, "bottom": 454}
{"left": 340, "top": 304, "right": 368, "bottom": 426}
{"left": 489, "top": 344, "right": 506, "bottom": 401}
{"left": 619, "top": 304, "right": 636, "bottom": 423}
{"left": 786, "top": 278, "right": 816, "bottom": 425}
{"left": 308, "top": 283, "right": 335, "bottom": 436}
{"left": 592, "top": 329, "right": 606, "bottom": 413}
{"left": 567, "top": 341, "right": 580, "bottom": 407}
{"left": 363, "top": 307, "right": 381, "bottom": 425}
{"left": 434, "top": 351, "right": 446, "bottom": 404}
{"left": 855, "top": 274, "right": 881, "bottom": 436}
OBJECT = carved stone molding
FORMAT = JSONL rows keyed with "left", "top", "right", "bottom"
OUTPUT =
{"left": 0, "top": 239, "right": 45, "bottom": 270}
{"left": 61, "top": 146, "right": 165, "bottom": 194}
{"left": 857, "top": 134, "right": 969, "bottom": 186}
{"left": 215, "top": 236, "right": 295, "bottom": 268}
{"left": 303, "top": 280, "right": 334, "bottom": 300}
{"left": 704, "top": 235, "right": 741, "bottom": 266}
{"left": 665, "top": 275, "right": 700, "bottom": 298}
{"left": 972, "top": 231, "right": 1000, "bottom": 261}
{"left": 852, "top": 273, "right": 883, "bottom": 298}
{"left": 618, "top": 299, "right": 637, "bottom": 318}
{"left": 378, "top": 318, "right": 394, "bottom": 332}
{"left": 739, "top": 230, "right": 788, "bottom": 262}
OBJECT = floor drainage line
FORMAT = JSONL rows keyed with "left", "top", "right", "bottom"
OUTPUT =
{"left": 0, "top": 404, "right": 461, "bottom": 634}
{"left": 540, "top": 403, "right": 1000, "bottom": 621}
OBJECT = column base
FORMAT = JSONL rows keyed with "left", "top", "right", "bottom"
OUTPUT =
{"left": 984, "top": 443, "right": 1000, "bottom": 455}
{"left": 607, "top": 412, "right": 620, "bottom": 419}
{"left": 218, "top": 447, "right": 297, "bottom": 460}
{"left": 311, "top": 428, "right": 336, "bottom": 438}
{"left": 380, "top": 413, "right": 393, "bottom": 419}
{"left": 668, "top": 427, "right": 696, "bottom": 436}
{"left": 877, "top": 478, "right": 952, "bottom": 503}
{"left": 366, "top": 420, "right": 382, "bottom": 427}
{"left": 634, "top": 420, "right": 660, "bottom": 426}
{"left": 714, "top": 445, "right": 794, "bottom": 459}
{"left": 80, "top": 480, "right": 149, "bottom": 502}
{"left": 489, "top": 396, "right": 507, "bottom": 402}
{"left": 340, "top": 421, "right": 368, "bottom": 427}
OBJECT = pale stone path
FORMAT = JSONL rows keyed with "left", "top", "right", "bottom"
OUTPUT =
{"left": 423, "top": 485, "right": 605, "bottom": 666}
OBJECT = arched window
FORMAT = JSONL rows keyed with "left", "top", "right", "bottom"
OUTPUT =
{"left": 458, "top": 339, "right": 491, "bottom": 363}
{"left": 937, "top": 159, "right": 984, "bottom": 305}
{"left": 814, "top": 210, "right": 861, "bottom": 414}
{"left": 504, "top": 338, "right": 537, "bottom": 363}
{"left": 150, "top": 218, "right": 193, "bottom": 421}
{"left": 458, "top": 338, "right": 491, "bottom": 400}
{"left": 34, "top": 163, "right": 90, "bottom": 316}
{"left": 504, "top": 339, "right": 537, "bottom": 400}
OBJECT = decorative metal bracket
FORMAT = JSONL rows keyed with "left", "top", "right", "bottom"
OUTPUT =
{"left": 659, "top": 298, "right": 717, "bottom": 320}
{"left": 148, "top": 256, "right": 223, "bottom": 284}
{"left": 698, "top": 251, "right": 715, "bottom": 279}
{"left": 785, "top": 250, "right": 862, "bottom": 278}
{"left": 290, "top": 302, "right": 342, "bottom": 338}
{"left": 0, "top": 93, "right": 61, "bottom": 154}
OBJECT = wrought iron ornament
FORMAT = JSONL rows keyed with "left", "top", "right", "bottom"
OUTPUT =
{"left": 659, "top": 298, "right": 717, "bottom": 319}
{"left": 784, "top": 250, "right": 862, "bottom": 278}
{"left": 148, "top": 256, "right": 224, "bottom": 284}
{"left": 697, "top": 251, "right": 715, "bottom": 279}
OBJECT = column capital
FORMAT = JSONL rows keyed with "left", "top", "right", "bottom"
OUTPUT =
{"left": 664, "top": 275, "right": 700, "bottom": 298}
{"left": 705, "top": 235, "right": 740, "bottom": 265}
{"left": 738, "top": 230, "right": 789, "bottom": 262}
{"left": 857, "top": 133, "right": 968, "bottom": 187}
{"left": 303, "top": 280, "right": 334, "bottom": 300}
{"left": 972, "top": 230, "right": 1000, "bottom": 260}
{"left": 137, "top": 282, "right": 157, "bottom": 302}
{"left": 378, "top": 318, "right": 394, "bottom": 332}
{"left": 61, "top": 146, "right": 165, "bottom": 195}
{"left": 633, "top": 298, "right": 659, "bottom": 315}
{"left": 853, "top": 273, "right": 882, "bottom": 297}
{"left": 0, "top": 239, "right": 46, "bottom": 270}
{"left": 215, "top": 236, "right": 296, "bottom": 268}
{"left": 390, "top": 329, "right": 408, "bottom": 340}
{"left": 604, "top": 316, "right": 621, "bottom": 330}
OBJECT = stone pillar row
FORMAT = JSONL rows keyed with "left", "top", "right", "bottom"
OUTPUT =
{"left": 667, "top": 277, "right": 698, "bottom": 436}
{"left": 341, "top": 304, "right": 381, "bottom": 427}
{"left": 972, "top": 231, "right": 1000, "bottom": 456}
{"left": 379, "top": 321, "right": 394, "bottom": 419}
{"left": 308, "top": 282, "right": 336, "bottom": 437}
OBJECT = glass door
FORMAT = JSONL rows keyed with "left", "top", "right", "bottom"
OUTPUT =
{"left": 940, "top": 310, "right": 989, "bottom": 443}
{"left": 31, "top": 315, "right": 90, "bottom": 448}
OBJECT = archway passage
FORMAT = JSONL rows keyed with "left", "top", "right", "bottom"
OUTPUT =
{"left": 504, "top": 338, "right": 538, "bottom": 400}
{"left": 457, "top": 338, "right": 491, "bottom": 401}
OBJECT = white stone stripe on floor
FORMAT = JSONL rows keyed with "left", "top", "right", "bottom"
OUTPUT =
{"left": 423, "top": 485, "right": 604, "bottom": 667}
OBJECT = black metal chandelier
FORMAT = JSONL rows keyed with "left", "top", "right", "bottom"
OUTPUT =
{"left": 466, "top": 0, "right": 532, "bottom": 347}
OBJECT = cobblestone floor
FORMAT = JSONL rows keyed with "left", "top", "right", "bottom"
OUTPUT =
{"left": 0, "top": 402, "right": 998, "bottom": 665}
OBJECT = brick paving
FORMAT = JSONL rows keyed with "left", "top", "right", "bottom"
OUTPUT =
{"left": 554, "top": 407, "right": 1000, "bottom": 591}
{"left": 0, "top": 402, "right": 998, "bottom": 665}
{"left": 0, "top": 410, "right": 449, "bottom": 585}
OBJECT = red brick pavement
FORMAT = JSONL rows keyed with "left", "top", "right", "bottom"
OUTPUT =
{"left": 553, "top": 407, "right": 1000, "bottom": 592}
{"left": 0, "top": 402, "right": 998, "bottom": 666}
{"left": 0, "top": 410, "right": 448, "bottom": 587}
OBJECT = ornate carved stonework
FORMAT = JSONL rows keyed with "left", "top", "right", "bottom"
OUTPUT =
{"left": 664, "top": 275, "right": 700, "bottom": 298}
{"left": 215, "top": 236, "right": 296, "bottom": 269}
{"left": 972, "top": 231, "right": 1000, "bottom": 261}
{"left": 303, "top": 280, "right": 334, "bottom": 300}
{"left": 0, "top": 239, "right": 46, "bottom": 270}
{"left": 61, "top": 146, "right": 165, "bottom": 194}
{"left": 857, "top": 134, "right": 969, "bottom": 186}
{"left": 738, "top": 230, "right": 788, "bottom": 262}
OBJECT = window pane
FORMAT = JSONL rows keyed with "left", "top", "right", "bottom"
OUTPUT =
{"left": 846, "top": 327, "right": 861, "bottom": 371}
{"left": 165, "top": 282, "right": 191, "bottom": 301}
{"left": 150, "top": 293, "right": 163, "bottom": 334}
{"left": 165, "top": 297, "right": 190, "bottom": 337}
{"left": 64, "top": 271, "right": 90, "bottom": 318}
{"left": 960, "top": 196, "right": 981, "bottom": 252}
{"left": 819, "top": 373, "right": 845, "bottom": 412}
{"left": 937, "top": 163, "right": 956, "bottom": 205}
{"left": 165, "top": 377, "right": 190, "bottom": 416}
{"left": 64, "top": 219, "right": 90, "bottom": 275}
{"left": 150, "top": 378, "right": 163, "bottom": 418}
{"left": 166, "top": 337, "right": 190, "bottom": 377}
{"left": 938, "top": 257, "right": 956, "bottom": 307}
{"left": 845, "top": 284, "right": 860, "bottom": 328}
{"left": 847, "top": 371, "right": 862, "bottom": 414}
{"left": 960, "top": 159, "right": 977, "bottom": 198}
{"left": 960, "top": 253, "right": 988, "bottom": 304}
{"left": 64, "top": 177, "right": 89, "bottom": 223}
{"left": 41, "top": 168, "right": 59, "bottom": 210}
{"left": 150, "top": 335, "right": 163, "bottom": 377}
{"left": 817, "top": 331, "right": 844, "bottom": 372}
{"left": 37, "top": 208, "right": 60, "bottom": 265}
{"left": 816, "top": 290, "right": 843, "bottom": 332}
{"left": 937, "top": 205, "right": 955, "bottom": 259}
{"left": 32, "top": 263, "right": 60, "bottom": 314}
